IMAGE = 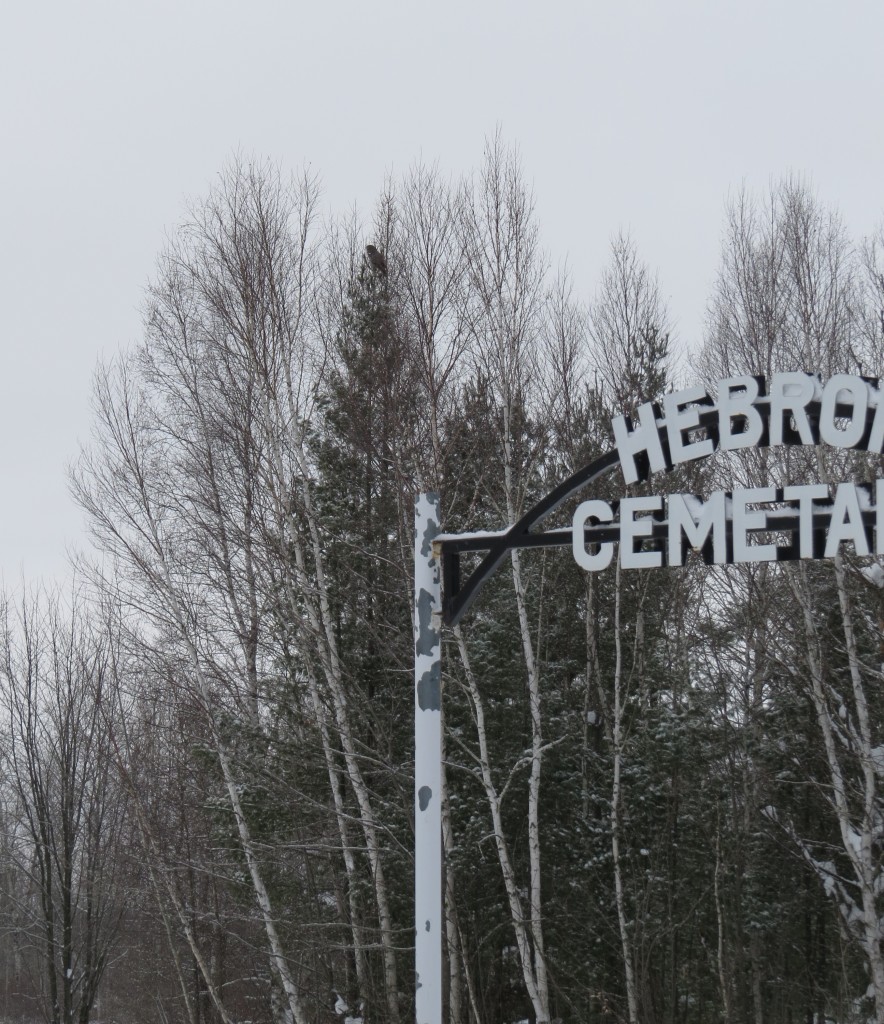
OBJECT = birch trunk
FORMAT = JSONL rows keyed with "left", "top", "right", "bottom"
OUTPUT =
{"left": 610, "top": 560, "right": 639, "bottom": 1024}
{"left": 787, "top": 562, "right": 884, "bottom": 1023}
{"left": 123, "top": 774, "right": 234, "bottom": 1024}
{"left": 832, "top": 555, "right": 884, "bottom": 1018}
{"left": 453, "top": 625, "right": 548, "bottom": 1022}
{"left": 441, "top": 705, "right": 467, "bottom": 1024}
{"left": 260, "top": 406, "right": 401, "bottom": 1024}
{"left": 163, "top": 580, "right": 308, "bottom": 1024}
{"left": 496, "top": 372, "right": 551, "bottom": 1022}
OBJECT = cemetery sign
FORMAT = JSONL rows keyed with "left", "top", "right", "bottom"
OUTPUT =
{"left": 574, "top": 371, "right": 884, "bottom": 572}
{"left": 414, "top": 369, "right": 884, "bottom": 1024}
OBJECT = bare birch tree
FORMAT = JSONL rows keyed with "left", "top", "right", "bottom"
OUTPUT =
{"left": 585, "top": 234, "right": 671, "bottom": 1024}
{"left": 456, "top": 134, "right": 554, "bottom": 1024}
{"left": 704, "top": 179, "right": 884, "bottom": 1022}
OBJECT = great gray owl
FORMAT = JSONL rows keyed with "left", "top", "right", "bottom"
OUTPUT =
{"left": 365, "top": 244, "right": 387, "bottom": 276}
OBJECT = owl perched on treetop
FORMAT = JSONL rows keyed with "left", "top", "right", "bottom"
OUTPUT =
{"left": 365, "top": 244, "right": 387, "bottom": 276}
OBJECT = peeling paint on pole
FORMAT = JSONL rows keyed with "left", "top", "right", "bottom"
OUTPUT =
{"left": 415, "top": 493, "right": 442, "bottom": 1024}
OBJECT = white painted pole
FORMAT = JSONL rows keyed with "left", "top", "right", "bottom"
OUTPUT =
{"left": 414, "top": 493, "right": 442, "bottom": 1024}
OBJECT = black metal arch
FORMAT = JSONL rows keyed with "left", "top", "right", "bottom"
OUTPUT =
{"left": 440, "top": 447, "right": 621, "bottom": 625}
{"left": 439, "top": 395, "right": 881, "bottom": 626}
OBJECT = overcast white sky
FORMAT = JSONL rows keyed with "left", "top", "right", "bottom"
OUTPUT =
{"left": 1, "top": 0, "right": 882, "bottom": 588}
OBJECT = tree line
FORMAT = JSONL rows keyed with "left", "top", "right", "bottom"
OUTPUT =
{"left": 2, "top": 138, "right": 884, "bottom": 1024}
